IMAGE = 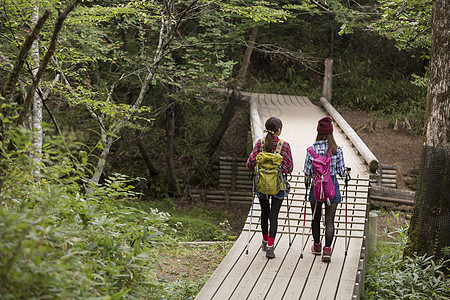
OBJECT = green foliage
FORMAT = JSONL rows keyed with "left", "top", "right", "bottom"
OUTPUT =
{"left": 373, "top": 0, "right": 432, "bottom": 51}
{"left": 131, "top": 200, "right": 238, "bottom": 242}
{"left": 219, "top": 1, "right": 292, "bottom": 23}
{"left": 0, "top": 129, "right": 181, "bottom": 299}
{"left": 363, "top": 222, "right": 450, "bottom": 299}
{"left": 158, "top": 276, "right": 209, "bottom": 300}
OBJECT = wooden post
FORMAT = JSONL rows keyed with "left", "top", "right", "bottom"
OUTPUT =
{"left": 322, "top": 58, "right": 333, "bottom": 102}
{"left": 367, "top": 211, "right": 378, "bottom": 256}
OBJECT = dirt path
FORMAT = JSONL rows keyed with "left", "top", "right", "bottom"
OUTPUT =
{"left": 339, "top": 109, "right": 422, "bottom": 191}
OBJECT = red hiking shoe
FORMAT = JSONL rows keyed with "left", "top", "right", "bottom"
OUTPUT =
{"left": 311, "top": 242, "right": 322, "bottom": 255}
{"left": 322, "top": 246, "right": 332, "bottom": 262}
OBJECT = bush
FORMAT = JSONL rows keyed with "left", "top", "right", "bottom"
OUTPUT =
{"left": 363, "top": 222, "right": 450, "bottom": 299}
{"left": 0, "top": 128, "right": 178, "bottom": 299}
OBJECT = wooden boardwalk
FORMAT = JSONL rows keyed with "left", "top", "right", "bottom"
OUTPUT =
{"left": 196, "top": 93, "right": 372, "bottom": 300}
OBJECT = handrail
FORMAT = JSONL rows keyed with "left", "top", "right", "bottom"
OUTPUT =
{"left": 320, "top": 97, "right": 379, "bottom": 172}
{"left": 249, "top": 94, "right": 263, "bottom": 143}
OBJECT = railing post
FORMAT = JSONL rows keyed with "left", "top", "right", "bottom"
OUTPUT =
{"left": 368, "top": 211, "right": 378, "bottom": 256}
{"left": 322, "top": 58, "right": 333, "bottom": 102}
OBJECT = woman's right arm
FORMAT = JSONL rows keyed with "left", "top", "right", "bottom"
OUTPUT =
{"left": 303, "top": 152, "right": 313, "bottom": 177}
{"left": 246, "top": 139, "right": 262, "bottom": 171}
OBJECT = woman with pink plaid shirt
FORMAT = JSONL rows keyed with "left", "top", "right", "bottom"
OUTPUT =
{"left": 246, "top": 117, "right": 293, "bottom": 259}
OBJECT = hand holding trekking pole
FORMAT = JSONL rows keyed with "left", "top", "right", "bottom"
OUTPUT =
{"left": 345, "top": 167, "right": 351, "bottom": 186}
{"left": 344, "top": 167, "right": 351, "bottom": 256}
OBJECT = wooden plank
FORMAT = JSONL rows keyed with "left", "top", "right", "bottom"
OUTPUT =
{"left": 335, "top": 237, "right": 364, "bottom": 300}
{"left": 318, "top": 237, "right": 347, "bottom": 300}
{"left": 219, "top": 156, "right": 248, "bottom": 162}
{"left": 296, "top": 251, "right": 328, "bottom": 299}
{"left": 370, "top": 195, "right": 414, "bottom": 206}
{"left": 233, "top": 233, "right": 291, "bottom": 299}
{"left": 281, "top": 236, "right": 317, "bottom": 299}
{"left": 249, "top": 234, "right": 303, "bottom": 299}
{"left": 370, "top": 185, "right": 415, "bottom": 201}
{"left": 285, "top": 95, "right": 296, "bottom": 106}
{"left": 211, "top": 233, "right": 262, "bottom": 299}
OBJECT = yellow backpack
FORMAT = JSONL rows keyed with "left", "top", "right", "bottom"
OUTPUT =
{"left": 256, "top": 139, "right": 285, "bottom": 195}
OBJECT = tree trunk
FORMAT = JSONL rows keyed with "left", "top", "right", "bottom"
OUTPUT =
{"left": 136, "top": 131, "right": 160, "bottom": 176}
{"left": 206, "top": 26, "right": 258, "bottom": 157}
{"left": 86, "top": 7, "right": 171, "bottom": 189}
{"left": 87, "top": 134, "right": 114, "bottom": 193}
{"left": 18, "top": 0, "right": 81, "bottom": 125}
{"left": 406, "top": 0, "right": 450, "bottom": 264}
{"left": 31, "top": 3, "right": 43, "bottom": 177}
{"left": 166, "top": 100, "right": 179, "bottom": 196}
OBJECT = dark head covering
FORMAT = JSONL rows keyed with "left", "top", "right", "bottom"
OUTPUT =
{"left": 317, "top": 116, "right": 333, "bottom": 135}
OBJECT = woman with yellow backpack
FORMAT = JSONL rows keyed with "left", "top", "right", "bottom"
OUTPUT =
{"left": 246, "top": 117, "right": 293, "bottom": 259}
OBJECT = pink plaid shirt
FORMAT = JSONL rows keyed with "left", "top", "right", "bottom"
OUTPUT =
{"left": 246, "top": 136, "right": 294, "bottom": 174}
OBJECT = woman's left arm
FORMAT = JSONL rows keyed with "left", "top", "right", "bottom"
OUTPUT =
{"left": 281, "top": 142, "right": 294, "bottom": 174}
{"left": 336, "top": 147, "right": 346, "bottom": 177}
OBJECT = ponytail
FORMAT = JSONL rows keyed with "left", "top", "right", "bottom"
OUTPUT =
{"left": 264, "top": 131, "right": 274, "bottom": 152}
{"left": 264, "top": 117, "right": 283, "bottom": 152}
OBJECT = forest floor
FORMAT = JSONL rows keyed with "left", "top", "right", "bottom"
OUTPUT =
{"left": 155, "top": 101, "right": 421, "bottom": 283}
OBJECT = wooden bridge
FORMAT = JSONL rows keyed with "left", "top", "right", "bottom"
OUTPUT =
{"left": 195, "top": 93, "right": 377, "bottom": 300}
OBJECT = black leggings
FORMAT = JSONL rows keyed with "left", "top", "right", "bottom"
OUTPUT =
{"left": 310, "top": 202, "right": 338, "bottom": 247}
{"left": 258, "top": 196, "right": 283, "bottom": 238}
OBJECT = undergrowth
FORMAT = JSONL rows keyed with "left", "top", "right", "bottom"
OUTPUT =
{"left": 363, "top": 213, "right": 450, "bottom": 299}
{"left": 0, "top": 127, "right": 229, "bottom": 299}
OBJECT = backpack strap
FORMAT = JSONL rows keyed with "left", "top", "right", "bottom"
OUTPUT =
{"left": 307, "top": 146, "right": 318, "bottom": 159}
{"left": 261, "top": 138, "right": 284, "bottom": 154}
{"left": 326, "top": 148, "right": 332, "bottom": 157}
{"left": 275, "top": 139, "right": 284, "bottom": 154}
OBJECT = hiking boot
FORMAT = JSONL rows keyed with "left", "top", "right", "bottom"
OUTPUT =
{"left": 261, "top": 240, "right": 268, "bottom": 252}
{"left": 311, "top": 242, "right": 322, "bottom": 255}
{"left": 322, "top": 246, "right": 332, "bottom": 262}
{"left": 266, "top": 245, "right": 275, "bottom": 259}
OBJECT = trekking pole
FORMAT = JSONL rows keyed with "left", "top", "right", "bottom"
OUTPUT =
{"left": 344, "top": 167, "right": 351, "bottom": 256}
{"left": 282, "top": 173, "right": 292, "bottom": 247}
{"left": 246, "top": 173, "right": 256, "bottom": 255}
{"left": 300, "top": 175, "right": 310, "bottom": 259}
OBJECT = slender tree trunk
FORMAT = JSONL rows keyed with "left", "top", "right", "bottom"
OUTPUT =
{"left": 136, "top": 131, "right": 160, "bottom": 176}
{"left": 88, "top": 134, "right": 114, "bottom": 192}
{"left": 18, "top": 0, "right": 81, "bottom": 125}
{"left": 87, "top": 10, "right": 170, "bottom": 190}
{"left": 406, "top": 0, "right": 450, "bottom": 264}
{"left": 0, "top": 10, "right": 50, "bottom": 145}
{"left": 206, "top": 26, "right": 259, "bottom": 157}
{"left": 166, "top": 100, "right": 179, "bottom": 196}
{"left": 31, "top": 3, "right": 43, "bottom": 177}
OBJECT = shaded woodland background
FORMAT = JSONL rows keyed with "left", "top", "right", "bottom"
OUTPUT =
{"left": 2, "top": 1, "right": 447, "bottom": 299}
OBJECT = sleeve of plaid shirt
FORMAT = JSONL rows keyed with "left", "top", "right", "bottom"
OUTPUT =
{"left": 303, "top": 152, "right": 313, "bottom": 177}
{"left": 246, "top": 139, "right": 262, "bottom": 172}
{"left": 336, "top": 147, "right": 345, "bottom": 177}
{"left": 280, "top": 141, "right": 293, "bottom": 174}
